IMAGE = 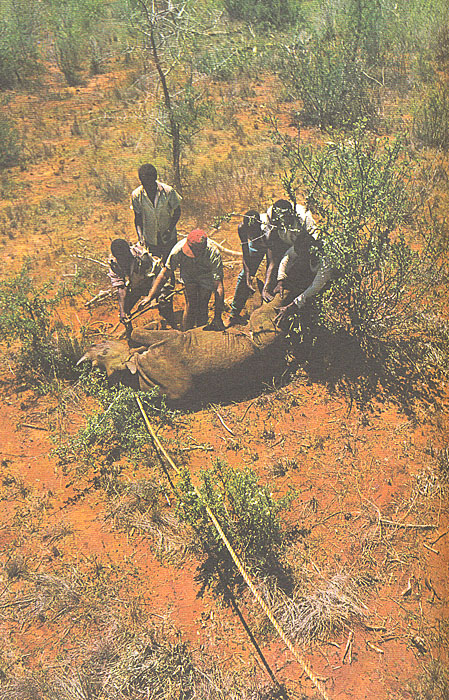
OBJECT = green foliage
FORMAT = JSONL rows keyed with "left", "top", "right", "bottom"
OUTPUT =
{"left": 176, "top": 461, "right": 293, "bottom": 595}
{"left": 45, "top": 0, "right": 109, "bottom": 85}
{"left": 54, "top": 29, "right": 85, "bottom": 86}
{"left": 0, "top": 265, "right": 85, "bottom": 390}
{"left": 169, "top": 85, "right": 214, "bottom": 148}
{"left": 413, "top": 83, "right": 449, "bottom": 151}
{"left": 273, "top": 121, "right": 449, "bottom": 396}
{"left": 55, "top": 372, "right": 174, "bottom": 466}
{"left": 223, "top": 0, "right": 296, "bottom": 28}
{"left": 196, "top": 43, "right": 250, "bottom": 81}
{"left": 0, "top": 117, "right": 20, "bottom": 169}
{"left": 0, "top": 0, "right": 42, "bottom": 90}
{"left": 277, "top": 36, "right": 378, "bottom": 129}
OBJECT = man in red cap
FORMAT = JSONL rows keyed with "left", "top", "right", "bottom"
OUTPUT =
{"left": 138, "top": 229, "right": 225, "bottom": 330}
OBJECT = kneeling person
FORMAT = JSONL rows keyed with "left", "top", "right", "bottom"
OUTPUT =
{"left": 274, "top": 231, "right": 334, "bottom": 324}
{"left": 139, "top": 229, "right": 224, "bottom": 331}
{"left": 108, "top": 239, "right": 174, "bottom": 336}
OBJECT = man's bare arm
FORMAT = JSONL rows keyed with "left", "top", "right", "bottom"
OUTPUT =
{"left": 138, "top": 267, "right": 170, "bottom": 309}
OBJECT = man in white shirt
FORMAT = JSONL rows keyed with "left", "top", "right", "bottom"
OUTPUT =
{"left": 131, "top": 163, "right": 182, "bottom": 262}
{"left": 261, "top": 199, "right": 316, "bottom": 301}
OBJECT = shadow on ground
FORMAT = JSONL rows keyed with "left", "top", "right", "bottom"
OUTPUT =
{"left": 285, "top": 312, "right": 446, "bottom": 417}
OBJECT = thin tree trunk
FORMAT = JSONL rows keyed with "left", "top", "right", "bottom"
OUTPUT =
{"left": 137, "top": 0, "right": 182, "bottom": 192}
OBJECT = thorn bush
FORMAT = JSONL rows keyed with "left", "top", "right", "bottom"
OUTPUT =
{"left": 0, "top": 265, "right": 86, "bottom": 391}
{"left": 176, "top": 460, "right": 294, "bottom": 597}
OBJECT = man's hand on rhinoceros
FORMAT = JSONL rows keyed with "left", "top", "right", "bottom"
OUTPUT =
{"left": 246, "top": 275, "right": 256, "bottom": 293}
{"left": 137, "top": 295, "right": 151, "bottom": 310}
{"left": 272, "top": 281, "right": 284, "bottom": 297}
{"left": 204, "top": 316, "right": 226, "bottom": 331}
{"left": 262, "top": 286, "right": 274, "bottom": 303}
{"left": 274, "top": 303, "right": 295, "bottom": 327}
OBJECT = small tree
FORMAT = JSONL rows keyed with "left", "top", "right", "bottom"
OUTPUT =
{"left": 126, "top": 0, "right": 222, "bottom": 191}
{"left": 272, "top": 120, "right": 448, "bottom": 386}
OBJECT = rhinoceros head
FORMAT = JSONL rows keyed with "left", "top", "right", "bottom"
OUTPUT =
{"left": 77, "top": 339, "right": 136, "bottom": 377}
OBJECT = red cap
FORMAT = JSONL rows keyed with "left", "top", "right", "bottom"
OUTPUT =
{"left": 183, "top": 229, "right": 207, "bottom": 258}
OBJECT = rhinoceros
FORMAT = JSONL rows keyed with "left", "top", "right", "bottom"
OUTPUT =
{"left": 78, "top": 295, "right": 284, "bottom": 402}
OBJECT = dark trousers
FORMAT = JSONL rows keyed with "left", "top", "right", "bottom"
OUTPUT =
{"left": 230, "top": 246, "right": 266, "bottom": 316}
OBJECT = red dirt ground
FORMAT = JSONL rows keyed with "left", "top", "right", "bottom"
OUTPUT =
{"left": 0, "top": 66, "right": 448, "bottom": 700}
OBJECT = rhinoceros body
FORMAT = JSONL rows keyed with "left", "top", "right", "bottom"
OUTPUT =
{"left": 79, "top": 295, "right": 284, "bottom": 401}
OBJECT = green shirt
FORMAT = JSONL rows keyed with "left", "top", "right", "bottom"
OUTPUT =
{"left": 166, "top": 239, "right": 223, "bottom": 290}
{"left": 131, "top": 181, "right": 182, "bottom": 248}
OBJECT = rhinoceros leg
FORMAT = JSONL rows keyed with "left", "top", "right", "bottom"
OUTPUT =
{"left": 135, "top": 339, "right": 194, "bottom": 400}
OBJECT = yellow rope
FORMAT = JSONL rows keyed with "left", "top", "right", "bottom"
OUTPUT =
{"left": 136, "top": 397, "right": 331, "bottom": 700}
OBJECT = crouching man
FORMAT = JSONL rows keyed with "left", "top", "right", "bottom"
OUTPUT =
{"left": 274, "top": 230, "right": 335, "bottom": 325}
{"left": 138, "top": 229, "right": 225, "bottom": 331}
{"left": 108, "top": 238, "right": 174, "bottom": 337}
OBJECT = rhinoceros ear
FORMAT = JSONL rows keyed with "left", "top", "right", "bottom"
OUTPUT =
{"left": 125, "top": 356, "right": 138, "bottom": 375}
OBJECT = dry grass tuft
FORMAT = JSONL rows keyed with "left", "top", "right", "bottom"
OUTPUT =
{"left": 108, "top": 480, "right": 196, "bottom": 565}
{"left": 0, "top": 618, "right": 280, "bottom": 700}
{"left": 262, "top": 574, "right": 368, "bottom": 643}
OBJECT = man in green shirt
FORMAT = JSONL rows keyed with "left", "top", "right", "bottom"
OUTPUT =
{"left": 139, "top": 229, "right": 225, "bottom": 330}
{"left": 131, "top": 163, "right": 182, "bottom": 263}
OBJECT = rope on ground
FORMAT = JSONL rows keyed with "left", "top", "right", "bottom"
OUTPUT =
{"left": 135, "top": 396, "right": 332, "bottom": 700}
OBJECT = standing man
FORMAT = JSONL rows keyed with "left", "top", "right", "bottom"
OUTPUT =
{"left": 261, "top": 199, "right": 316, "bottom": 300}
{"left": 108, "top": 239, "right": 174, "bottom": 336}
{"left": 228, "top": 210, "right": 272, "bottom": 326}
{"left": 131, "top": 163, "right": 182, "bottom": 263}
{"left": 139, "top": 229, "right": 225, "bottom": 331}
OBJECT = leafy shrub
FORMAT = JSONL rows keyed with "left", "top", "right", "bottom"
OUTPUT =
{"left": 55, "top": 373, "right": 175, "bottom": 466}
{"left": 272, "top": 121, "right": 449, "bottom": 399}
{"left": 48, "top": 0, "right": 109, "bottom": 86}
{"left": 0, "top": 0, "right": 41, "bottom": 90}
{"left": 0, "top": 265, "right": 85, "bottom": 390}
{"left": 413, "top": 83, "right": 449, "bottom": 151}
{"left": 0, "top": 117, "right": 20, "bottom": 169}
{"left": 277, "top": 36, "right": 378, "bottom": 129}
{"left": 54, "top": 29, "right": 85, "bottom": 86}
{"left": 433, "top": 23, "right": 449, "bottom": 64}
{"left": 176, "top": 461, "right": 293, "bottom": 596}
